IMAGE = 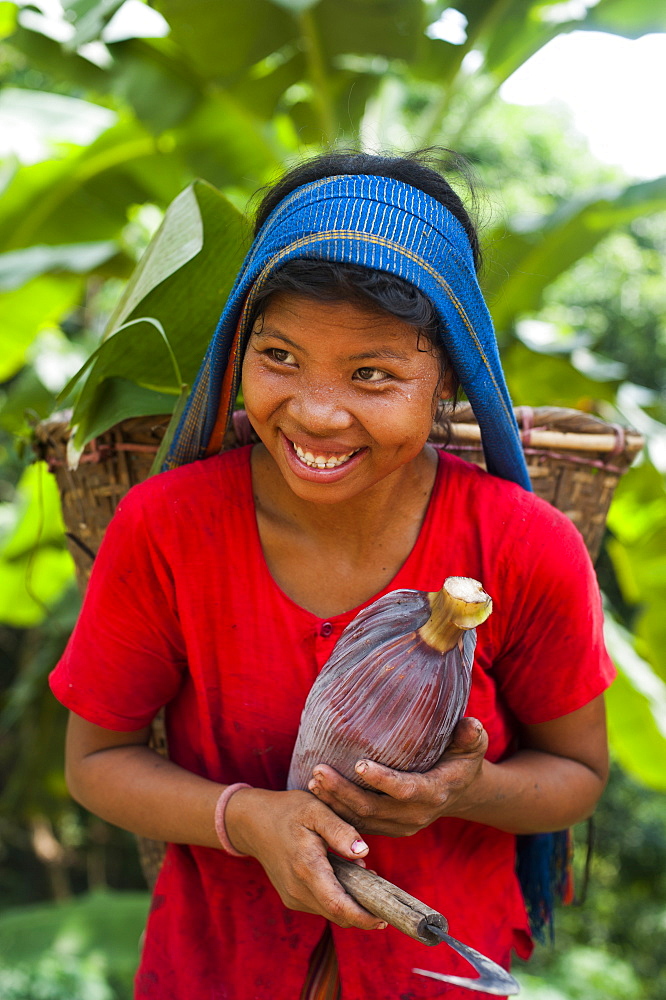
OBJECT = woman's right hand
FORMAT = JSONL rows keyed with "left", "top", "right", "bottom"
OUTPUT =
{"left": 64, "top": 714, "right": 384, "bottom": 930}
{"left": 224, "top": 787, "right": 386, "bottom": 931}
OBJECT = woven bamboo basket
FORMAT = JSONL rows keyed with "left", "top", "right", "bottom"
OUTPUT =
{"left": 34, "top": 406, "right": 643, "bottom": 886}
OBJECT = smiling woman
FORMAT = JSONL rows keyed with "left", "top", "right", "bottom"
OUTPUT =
{"left": 48, "top": 151, "right": 615, "bottom": 1000}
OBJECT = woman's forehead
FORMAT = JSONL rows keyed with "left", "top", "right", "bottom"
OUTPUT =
{"left": 254, "top": 292, "right": 422, "bottom": 341}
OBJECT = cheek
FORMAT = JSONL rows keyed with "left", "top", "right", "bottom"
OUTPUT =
{"left": 366, "top": 389, "right": 436, "bottom": 450}
{"left": 241, "top": 357, "right": 275, "bottom": 415}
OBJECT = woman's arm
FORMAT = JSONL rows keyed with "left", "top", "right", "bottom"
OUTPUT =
{"left": 66, "top": 713, "right": 224, "bottom": 846}
{"left": 64, "top": 712, "right": 386, "bottom": 931}
{"left": 306, "top": 695, "right": 610, "bottom": 836}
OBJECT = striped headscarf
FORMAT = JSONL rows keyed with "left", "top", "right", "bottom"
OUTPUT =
{"left": 164, "top": 173, "right": 530, "bottom": 490}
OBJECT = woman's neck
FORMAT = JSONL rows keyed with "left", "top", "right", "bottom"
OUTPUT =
{"left": 250, "top": 444, "right": 439, "bottom": 617}
{"left": 253, "top": 443, "right": 437, "bottom": 543}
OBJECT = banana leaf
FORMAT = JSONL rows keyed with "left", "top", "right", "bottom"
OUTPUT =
{"left": 61, "top": 179, "right": 249, "bottom": 451}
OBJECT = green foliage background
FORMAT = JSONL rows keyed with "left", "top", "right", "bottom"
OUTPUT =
{"left": 0, "top": 1, "right": 665, "bottom": 997}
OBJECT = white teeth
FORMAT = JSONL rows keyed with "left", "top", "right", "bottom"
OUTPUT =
{"left": 292, "top": 441, "right": 358, "bottom": 469}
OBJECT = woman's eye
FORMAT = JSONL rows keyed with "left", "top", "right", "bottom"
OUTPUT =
{"left": 354, "top": 367, "right": 388, "bottom": 383}
{"left": 267, "top": 348, "right": 296, "bottom": 365}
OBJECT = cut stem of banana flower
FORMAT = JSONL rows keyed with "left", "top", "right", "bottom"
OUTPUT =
{"left": 419, "top": 577, "right": 493, "bottom": 654}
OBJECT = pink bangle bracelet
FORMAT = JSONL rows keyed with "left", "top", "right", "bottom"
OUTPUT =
{"left": 214, "top": 782, "right": 252, "bottom": 857}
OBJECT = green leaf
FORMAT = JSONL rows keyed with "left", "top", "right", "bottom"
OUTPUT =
{"left": 0, "top": 274, "right": 83, "bottom": 381}
{"left": 153, "top": 0, "right": 296, "bottom": 82}
{"left": 606, "top": 461, "right": 666, "bottom": 685}
{"left": 410, "top": 0, "right": 534, "bottom": 91}
{"left": 5, "top": 23, "right": 111, "bottom": 91}
{"left": 269, "top": 0, "right": 320, "bottom": 12}
{"left": 0, "top": 117, "right": 186, "bottom": 252}
{"left": 61, "top": 0, "right": 126, "bottom": 48}
{"left": 2, "top": 463, "right": 69, "bottom": 559}
{"left": 174, "top": 89, "right": 288, "bottom": 190}
{"left": 0, "top": 1, "right": 17, "bottom": 40}
{"left": 604, "top": 613, "right": 666, "bottom": 792}
{"left": 65, "top": 320, "right": 183, "bottom": 452}
{"left": 105, "top": 183, "right": 204, "bottom": 333}
{"left": 6, "top": 25, "right": 197, "bottom": 133}
{"left": 0, "top": 368, "right": 56, "bottom": 434}
{"left": 480, "top": 1, "right": 562, "bottom": 85}
{"left": 66, "top": 179, "right": 249, "bottom": 444}
{"left": 0, "top": 463, "right": 74, "bottom": 628}
{"left": 229, "top": 47, "right": 306, "bottom": 121}
{"left": 0, "top": 87, "right": 116, "bottom": 163}
{"left": 0, "top": 241, "right": 118, "bottom": 291}
{"left": 64, "top": 378, "right": 181, "bottom": 444}
{"left": 108, "top": 40, "right": 201, "bottom": 133}
{"left": 0, "top": 546, "right": 74, "bottom": 626}
{"left": 502, "top": 341, "right": 620, "bottom": 407}
{"left": 579, "top": 0, "right": 666, "bottom": 37}
{"left": 410, "top": 35, "right": 465, "bottom": 85}
{"left": 607, "top": 461, "right": 666, "bottom": 547}
{"left": 484, "top": 176, "right": 666, "bottom": 335}
{"left": 315, "top": 0, "right": 424, "bottom": 63}
{"left": 411, "top": 0, "right": 666, "bottom": 147}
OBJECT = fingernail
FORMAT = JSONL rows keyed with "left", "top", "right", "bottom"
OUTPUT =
{"left": 355, "top": 761, "right": 368, "bottom": 775}
{"left": 351, "top": 839, "right": 368, "bottom": 855}
{"left": 376, "top": 921, "right": 388, "bottom": 930}
{"left": 308, "top": 780, "right": 318, "bottom": 793}
{"left": 312, "top": 768, "right": 324, "bottom": 779}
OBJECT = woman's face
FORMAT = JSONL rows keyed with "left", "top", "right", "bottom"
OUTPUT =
{"left": 241, "top": 292, "right": 450, "bottom": 505}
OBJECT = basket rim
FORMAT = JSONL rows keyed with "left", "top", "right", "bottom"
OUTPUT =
{"left": 34, "top": 405, "right": 644, "bottom": 465}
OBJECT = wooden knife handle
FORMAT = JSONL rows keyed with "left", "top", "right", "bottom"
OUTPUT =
{"left": 328, "top": 854, "right": 447, "bottom": 946}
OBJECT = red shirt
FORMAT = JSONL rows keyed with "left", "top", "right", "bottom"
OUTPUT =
{"left": 50, "top": 447, "right": 615, "bottom": 1000}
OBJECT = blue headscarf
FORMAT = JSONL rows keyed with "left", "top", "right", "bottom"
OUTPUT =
{"left": 164, "top": 173, "right": 530, "bottom": 490}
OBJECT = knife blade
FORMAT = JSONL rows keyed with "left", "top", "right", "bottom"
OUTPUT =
{"left": 329, "top": 855, "right": 520, "bottom": 995}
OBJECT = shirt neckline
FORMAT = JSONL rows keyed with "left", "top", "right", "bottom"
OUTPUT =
{"left": 240, "top": 446, "right": 447, "bottom": 626}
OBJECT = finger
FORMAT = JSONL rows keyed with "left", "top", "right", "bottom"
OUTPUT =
{"left": 351, "top": 759, "right": 426, "bottom": 801}
{"left": 307, "top": 799, "right": 370, "bottom": 861}
{"left": 309, "top": 765, "right": 384, "bottom": 818}
{"left": 278, "top": 839, "right": 374, "bottom": 925}
{"left": 309, "top": 781, "right": 420, "bottom": 837}
{"left": 295, "top": 821, "right": 385, "bottom": 930}
{"left": 309, "top": 765, "right": 446, "bottom": 836}
{"left": 304, "top": 856, "right": 387, "bottom": 930}
{"left": 312, "top": 762, "right": 440, "bottom": 831}
{"left": 445, "top": 717, "right": 488, "bottom": 756}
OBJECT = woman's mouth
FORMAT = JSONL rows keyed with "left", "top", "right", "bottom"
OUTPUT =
{"left": 291, "top": 441, "right": 360, "bottom": 469}
{"left": 278, "top": 431, "right": 366, "bottom": 483}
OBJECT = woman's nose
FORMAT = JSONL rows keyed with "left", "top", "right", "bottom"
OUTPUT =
{"left": 287, "top": 379, "right": 353, "bottom": 433}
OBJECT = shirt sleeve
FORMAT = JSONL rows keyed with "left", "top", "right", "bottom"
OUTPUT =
{"left": 491, "top": 497, "right": 616, "bottom": 726}
{"left": 50, "top": 485, "right": 187, "bottom": 731}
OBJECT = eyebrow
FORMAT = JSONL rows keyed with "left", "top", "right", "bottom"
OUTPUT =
{"left": 251, "top": 327, "right": 301, "bottom": 348}
{"left": 346, "top": 348, "right": 410, "bottom": 362}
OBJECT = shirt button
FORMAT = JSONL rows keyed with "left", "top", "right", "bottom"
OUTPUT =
{"left": 320, "top": 622, "right": 333, "bottom": 638}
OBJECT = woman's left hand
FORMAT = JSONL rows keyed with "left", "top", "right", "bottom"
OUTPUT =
{"left": 306, "top": 716, "right": 488, "bottom": 837}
